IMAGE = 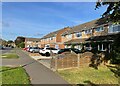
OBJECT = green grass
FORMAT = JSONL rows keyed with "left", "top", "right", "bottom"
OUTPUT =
{"left": 0, "top": 53, "right": 19, "bottom": 59}
{"left": 0, "top": 66, "right": 30, "bottom": 85}
{"left": 58, "top": 66, "right": 119, "bottom": 84}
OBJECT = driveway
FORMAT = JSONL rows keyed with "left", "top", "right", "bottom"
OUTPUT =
{"left": 2, "top": 49, "right": 69, "bottom": 85}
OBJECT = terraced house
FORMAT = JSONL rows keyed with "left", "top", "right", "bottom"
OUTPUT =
{"left": 61, "top": 18, "right": 120, "bottom": 51}
{"left": 25, "top": 18, "right": 119, "bottom": 50}
{"left": 25, "top": 37, "right": 41, "bottom": 48}
{"left": 40, "top": 27, "right": 71, "bottom": 49}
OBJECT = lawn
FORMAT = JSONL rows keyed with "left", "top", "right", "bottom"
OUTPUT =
{"left": 0, "top": 53, "right": 19, "bottom": 59}
{"left": 0, "top": 66, "right": 30, "bottom": 85}
{"left": 58, "top": 66, "right": 119, "bottom": 84}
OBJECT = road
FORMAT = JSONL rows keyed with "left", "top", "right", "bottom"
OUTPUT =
{"left": 0, "top": 47, "right": 13, "bottom": 54}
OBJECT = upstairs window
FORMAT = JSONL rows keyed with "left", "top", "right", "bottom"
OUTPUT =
{"left": 108, "top": 24, "right": 120, "bottom": 33}
{"left": 95, "top": 27, "right": 104, "bottom": 32}
{"left": 50, "top": 37, "right": 53, "bottom": 40}
{"left": 84, "top": 29, "right": 92, "bottom": 34}
{"left": 67, "top": 34, "right": 72, "bottom": 39}
{"left": 76, "top": 32, "right": 82, "bottom": 38}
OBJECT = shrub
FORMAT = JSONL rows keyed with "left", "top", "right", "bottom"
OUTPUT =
{"left": 18, "top": 42, "right": 25, "bottom": 48}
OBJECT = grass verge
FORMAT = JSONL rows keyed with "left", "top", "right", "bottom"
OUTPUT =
{"left": 58, "top": 66, "right": 119, "bottom": 84}
{"left": 0, "top": 53, "right": 19, "bottom": 59}
{"left": 0, "top": 66, "right": 30, "bottom": 85}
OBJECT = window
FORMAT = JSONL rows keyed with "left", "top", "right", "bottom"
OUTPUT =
{"left": 76, "top": 32, "right": 82, "bottom": 38}
{"left": 95, "top": 27, "right": 104, "bottom": 32}
{"left": 50, "top": 37, "right": 53, "bottom": 40}
{"left": 84, "top": 29, "right": 92, "bottom": 34}
{"left": 67, "top": 34, "right": 72, "bottom": 39}
{"left": 47, "top": 38, "right": 49, "bottom": 41}
{"left": 27, "top": 41, "right": 32, "bottom": 43}
{"left": 108, "top": 24, "right": 120, "bottom": 33}
{"left": 113, "top": 25, "right": 120, "bottom": 32}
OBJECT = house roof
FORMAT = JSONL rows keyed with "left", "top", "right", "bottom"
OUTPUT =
{"left": 64, "top": 38, "right": 88, "bottom": 44}
{"left": 62, "top": 18, "right": 108, "bottom": 36}
{"left": 25, "top": 37, "right": 41, "bottom": 41}
{"left": 41, "top": 27, "right": 71, "bottom": 39}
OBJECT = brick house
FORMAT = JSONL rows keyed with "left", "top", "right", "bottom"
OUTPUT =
{"left": 61, "top": 18, "right": 120, "bottom": 51}
{"left": 25, "top": 37, "right": 41, "bottom": 48}
{"left": 40, "top": 27, "right": 71, "bottom": 49}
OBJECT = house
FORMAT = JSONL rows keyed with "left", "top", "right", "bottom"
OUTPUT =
{"left": 61, "top": 18, "right": 120, "bottom": 51}
{"left": 40, "top": 27, "right": 71, "bottom": 49}
{"left": 25, "top": 37, "right": 41, "bottom": 47}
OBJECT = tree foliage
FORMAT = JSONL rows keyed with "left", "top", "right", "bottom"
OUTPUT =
{"left": 15, "top": 36, "right": 25, "bottom": 47}
{"left": 110, "top": 33, "right": 120, "bottom": 64}
{"left": 96, "top": 1, "right": 120, "bottom": 24}
{"left": 17, "top": 42, "right": 25, "bottom": 48}
{"left": 7, "top": 40, "right": 14, "bottom": 44}
{"left": 1, "top": 39, "right": 7, "bottom": 46}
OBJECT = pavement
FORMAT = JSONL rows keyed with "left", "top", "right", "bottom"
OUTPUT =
{"left": 1, "top": 49, "right": 69, "bottom": 85}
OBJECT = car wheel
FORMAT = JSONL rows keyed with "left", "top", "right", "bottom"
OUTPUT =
{"left": 32, "top": 50, "right": 35, "bottom": 53}
{"left": 45, "top": 52, "right": 50, "bottom": 56}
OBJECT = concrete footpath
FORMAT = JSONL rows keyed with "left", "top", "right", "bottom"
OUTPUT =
{"left": 2, "top": 50, "right": 69, "bottom": 85}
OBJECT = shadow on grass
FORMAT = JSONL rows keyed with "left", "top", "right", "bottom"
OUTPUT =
{"left": 83, "top": 80, "right": 98, "bottom": 86}
{"left": 107, "top": 65, "right": 120, "bottom": 84}
{"left": 89, "top": 53, "right": 102, "bottom": 70}
{"left": 0, "top": 61, "right": 36, "bottom": 72}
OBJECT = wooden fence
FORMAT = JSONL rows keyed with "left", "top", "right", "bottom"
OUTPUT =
{"left": 50, "top": 52, "right": 93, "bottom": 70}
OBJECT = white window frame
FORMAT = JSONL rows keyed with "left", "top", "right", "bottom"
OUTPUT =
{"left": 95, "top": 26, "right": 104, "bottom": 32}
{"left": 66, "top": 34, "right": 72, "bottom": 39}
{"left": 108, "top": 24, "right": 120, "bottom": 33}
{"left": 50, "top": 37, "right": 53, "bottom": 40}
{"left": 68, "top": 34, "right": 72, "bottom": 39}
{"left": 84, "top": 29, "right": 92, "bottom": 34}
{"left": 27, "top": 41, "right": 32, "bottom": 44}
{"left": 75, "top": 32, "right": 82, "bottom": 38}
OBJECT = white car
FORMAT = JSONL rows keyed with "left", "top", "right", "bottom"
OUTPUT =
{"left": 39, "top": 47, "right": 59, "bottom": 56}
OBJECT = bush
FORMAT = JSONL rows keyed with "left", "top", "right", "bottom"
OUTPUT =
{"left": 17, "top": 42, "right": 25, "bottom": 48}
{"left": 110, "top": 33, "right": 120, "bottom": 64}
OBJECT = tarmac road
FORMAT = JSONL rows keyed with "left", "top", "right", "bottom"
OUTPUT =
{"left": 0, "top": 47, "right": 13, "bottom": 54}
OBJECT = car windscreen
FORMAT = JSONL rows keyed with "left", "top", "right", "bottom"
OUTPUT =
{"left": 71, "top": 48, "right": 81, "bottom": 53}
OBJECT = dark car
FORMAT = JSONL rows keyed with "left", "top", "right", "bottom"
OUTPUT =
{"left": 58, "top": 48, "right": 81, "bottom": 54}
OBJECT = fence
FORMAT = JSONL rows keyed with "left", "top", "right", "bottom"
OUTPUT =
{"left": 50, "top": 52, "right": 93, "bottom": 70}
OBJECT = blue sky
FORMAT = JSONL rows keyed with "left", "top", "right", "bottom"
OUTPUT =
{"left": 2, "top": 2, "right": 107, "bottom": 41}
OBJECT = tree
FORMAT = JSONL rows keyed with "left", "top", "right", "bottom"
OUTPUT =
{"left": 15, "top": 36, "right": 25, "bottom": 47}
{"left": 1, "top": 40, "right": 7, "bottom": 46}
{"left": 110, "top": 33, "right": 120, "bottom": 64}
{"left": 7, "top": 40, "right": 14, "bottom": 44}
{"left": 17, "top": 42, "right": 25, "bottom": 48}
{"left": 95, "top": 1, "right": 120, "bottom": 24}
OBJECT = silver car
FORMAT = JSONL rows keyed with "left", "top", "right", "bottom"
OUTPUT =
{"left": 29, "top": 47, "right": 40, "bottom": 53}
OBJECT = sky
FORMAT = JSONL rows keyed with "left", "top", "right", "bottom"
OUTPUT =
{"left": 2, "top": 2, "right": 107, "bottom": 41}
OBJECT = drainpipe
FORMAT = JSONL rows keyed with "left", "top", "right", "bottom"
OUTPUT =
{"left": 98, "top": 44, "right": 100, "bottom": 51}
{"left": 108, "top": 44, "right": 111, "bottom": 53}
{"left": 102, "top": 43, "right": 104, "bottom": 51}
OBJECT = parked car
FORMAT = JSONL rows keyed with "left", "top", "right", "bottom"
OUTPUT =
{"left": 29, "top": 47, "right": 41, "bottom": 53}
{"left": 26, "top": 47, "right": 32, "bottom": 52}
{"left": 23, "top": 47, "right": 28, "bottom": 51}
{"left": 39, "top": 47, "right": 59, "bottom": 56}
{"left": 0, "top": 45, "right": 4, "bottom": 50}
{"left": 58, "top": 48, "right": 81, "bottom": 54}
